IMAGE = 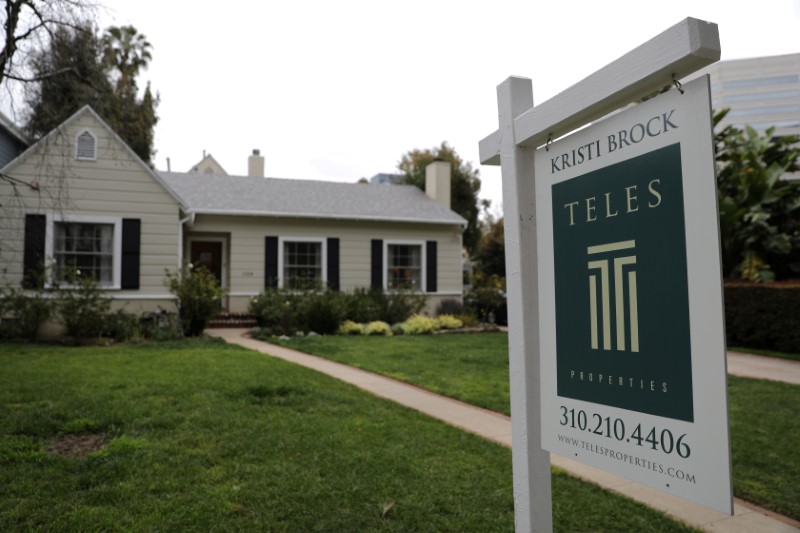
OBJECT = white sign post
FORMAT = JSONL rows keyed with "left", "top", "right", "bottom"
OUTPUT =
{"left": 480, "top": 17, "right": 730, "bottom": 531}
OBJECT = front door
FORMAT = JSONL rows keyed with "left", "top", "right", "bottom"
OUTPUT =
{"left": 190, "top": 241, "right": 223, "bottom": 287}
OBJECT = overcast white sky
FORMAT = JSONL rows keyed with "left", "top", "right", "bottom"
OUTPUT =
{"left": 40, "top": 1, "right": 800, "bottom": 212}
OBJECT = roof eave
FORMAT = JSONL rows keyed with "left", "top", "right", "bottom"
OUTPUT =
{"left": 187, "top": 208, "right": 467, "bottom": 228}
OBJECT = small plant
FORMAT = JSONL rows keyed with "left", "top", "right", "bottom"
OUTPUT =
{"left": 0, "top": 284, "right": 52, "bottom": 341}
{"left": 165, "top": 264, "right": 224, "bottom": 337}
{"left": 436, "top": 314, "right": 463, "bottom": 330}
{"left": 364, "top": 321, "right": 392, "bottom": 336}
{"left": 400, "top": 314, "right": 438, "bottom": 335}
{"left": 338, "top": 320, "right": 364, "bottom": 336}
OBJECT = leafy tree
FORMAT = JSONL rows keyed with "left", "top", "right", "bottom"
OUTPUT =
{"left": 24, "top": 24, "right": 110, "bottom": 136}
{"left": 24, "top": 23, "right": 159, "bottom": 163}
{"left": 397, "top": 142, "right": 487, "bottom": 253}
{"left": 475, "top": 216, "right": 505, "bottom": 278}
{"left": 714, "top": 109, "right": 800, "bottom": 281}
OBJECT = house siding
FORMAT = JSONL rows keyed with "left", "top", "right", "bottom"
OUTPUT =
{"left": 0, "top": 112, "right": 180, "bottom": 313}
{"left": 186, "top": 214, "right": 463, "bottom": 313}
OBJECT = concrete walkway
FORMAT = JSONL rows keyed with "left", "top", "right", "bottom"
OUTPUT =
{"left": 207, "top": 328, "right": 799, "bottom": 532}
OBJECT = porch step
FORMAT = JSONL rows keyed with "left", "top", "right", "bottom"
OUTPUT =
{"left": 207, "top": 312, "right": 258, "bottom": 329}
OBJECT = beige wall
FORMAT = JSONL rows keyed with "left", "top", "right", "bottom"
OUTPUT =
{"left": 0, "top": 110, "right": 181, "bottom": 313}
{"left": 186, "top": 214, "right": 464, "bottom": 314}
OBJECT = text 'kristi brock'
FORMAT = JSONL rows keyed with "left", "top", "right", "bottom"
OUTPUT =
{"left": 549, "top": 109, "right": 679, "bottom": 174}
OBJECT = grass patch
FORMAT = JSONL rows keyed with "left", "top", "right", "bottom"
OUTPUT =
{"left": 277, "top": 333, "right": 800, "bottom": 521}
{"left": 729, "top": 346, "right": 800, "bottom": 362}
{"left": 728, "top": 376, "right": 800, "bottom": 519}
{"left": 0, "top": 339, "right": 698, "bottom": 531}
{"left": 273, "top": 333, "right": 512, "bottom": 414}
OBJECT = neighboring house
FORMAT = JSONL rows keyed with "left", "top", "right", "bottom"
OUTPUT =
{"left": 0, "top": 110, "right": 29, "bottom": 167}
{"left": 190, "top": 152, "right": 228, "bottom": 176}
{"left": 369, "top": 172, "right": 404, "bottom": 185}
{"left": 0, "top": 106, "right": 466, "bottom": 322}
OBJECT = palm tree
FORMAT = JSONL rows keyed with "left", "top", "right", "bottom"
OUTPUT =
{"left": 102, "top": 25, "right": 152, "bottom": 94}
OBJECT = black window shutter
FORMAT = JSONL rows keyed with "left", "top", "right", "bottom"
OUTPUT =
{"left": 265, "top": 236, "right": 278, "bottom": 288}
{"left": 327, "top": 237, "right": 340, "bottom": 291}
{"left": 371, "top": 239, "right": 383, "bottom": 289}
{"left": 121, "top": 219, "right": 141, "bottom": 289}
{"left": 426, "top": 240, "right": 438, "bottom": 293}
{"left": 22, "top": 214, "right": 46, "bottom": 289}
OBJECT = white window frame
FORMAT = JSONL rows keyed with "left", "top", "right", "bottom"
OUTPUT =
{"left": 278, "top": 236, "right": 327, "bottom": 290}
{"left": 45, "top": 213, "right": 122, "bottom": 289}
{"left": 384, "top": 240, "right": 426, "bottom": 292}
{"left": 74, "top": 129, "right": 98, "bottom": 161}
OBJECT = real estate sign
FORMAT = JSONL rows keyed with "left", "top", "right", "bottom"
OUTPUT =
{"left": 536, "top": 76, "right": 733, "bottom": 514}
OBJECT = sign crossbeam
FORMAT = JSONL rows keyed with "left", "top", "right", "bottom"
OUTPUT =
{"left": 480, "top": 17, "right": 720, "bottom": 165}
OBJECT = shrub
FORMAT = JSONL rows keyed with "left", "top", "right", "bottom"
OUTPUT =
{"left": 466, "top": 287, "right": 505, "bottom": 323}
{"left": 364, "top": 321, "right": 392, "bottom": 336}
{"left": 436, "top": 314, "right": 463, "bottom": 330}
{"left": 455, "top": 313, "right": 479, "bottom": 328}
{"left": 724, "top": 283, "right": 800, "bottom": 353}
{"left": 384, "top": 291, "right": 428, "bottom": 325}
{"left": 436, "top": 299, "right": 465, "bottom": 316}
{"left": 102, "top": 309, "right": 142, "bottom": 342}
{"left": 342, "top": 287, "right": 426, "bottom": 324}
{"left": 391, "top": 323, "right": 405, "bottom": 336}
{"left": 338, "top": 320, "right": 364, "bottom": 335}
{"left": 343, "top": 288, "right": 383, "bottom": 324}
{"left": 304, "top": 290, "right": 346, "bottom": 335}
{"left": 139, "top": 309, "right": 183, "bottom": 341}
{"left": 165, "top": 265, "right": 224, "bottom": 337}
{"left": 249, "top": 288, "right": 306, "bottom": 336}
{"left": 54, "top": 275, "right": 112, "bottom": 343}
{"left": 0, "top": 284, "right": 52, "bottom": 341}
{"left": 400, "top": 314, "right": 438, "bottom": 335}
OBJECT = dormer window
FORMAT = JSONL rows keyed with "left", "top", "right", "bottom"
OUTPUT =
{"left": 75, "top": 129, "right": 97, "bottom": 161}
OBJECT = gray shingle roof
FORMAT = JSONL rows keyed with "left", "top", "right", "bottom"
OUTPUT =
{"left": 159, "top": 171, "right": 466, "bottom": 226}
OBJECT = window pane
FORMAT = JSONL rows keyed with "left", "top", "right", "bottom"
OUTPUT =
{"left": 283, "top": 241, "right": 322, "bottom": 289}
{"left": 53, "top": 222, "right": 114, "bottom": 286}
{"left": 388, "top": 244, "right": 421, "bottom": 290}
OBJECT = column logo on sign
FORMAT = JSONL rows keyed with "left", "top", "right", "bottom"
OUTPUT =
{"left": 587, "top": 240, "right": 639, "bottom": 353}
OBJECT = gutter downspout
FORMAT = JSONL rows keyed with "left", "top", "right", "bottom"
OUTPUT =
{"left": 178, "top": 211, "right": 195, "bottom": 268}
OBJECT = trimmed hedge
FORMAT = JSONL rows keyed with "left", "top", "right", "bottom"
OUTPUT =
{"left": 724, "top": 283, "right": 800, "bottom": 354}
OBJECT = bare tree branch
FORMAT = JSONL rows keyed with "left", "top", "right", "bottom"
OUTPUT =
{"left": 1, "top": 0, "right": 98, "bottom": 88}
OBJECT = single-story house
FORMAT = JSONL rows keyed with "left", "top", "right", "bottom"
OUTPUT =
{"left": 0, "top": 106, "right": 466, "bottom": 319}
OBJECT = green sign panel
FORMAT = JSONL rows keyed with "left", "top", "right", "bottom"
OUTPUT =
{"left": 552, "top": 143, "right": 693, "bottom": 421}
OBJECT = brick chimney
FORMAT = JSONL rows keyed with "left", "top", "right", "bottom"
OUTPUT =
{"left": 425, "top": 159, "right": 451, "bottom": 210}
{"left": 248, "top": 149, "right": 265, "bottom": 177}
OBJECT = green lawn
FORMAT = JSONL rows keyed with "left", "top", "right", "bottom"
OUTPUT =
{"left": 274, "top": 333, "right": 800, "bottom": 521}
{"left": 0, "top": 339, "right": 697, "bottom": 532}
